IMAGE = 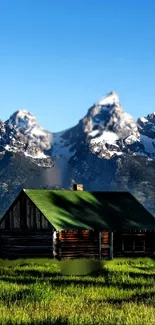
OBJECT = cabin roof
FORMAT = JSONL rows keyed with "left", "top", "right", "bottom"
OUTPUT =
{"left": 23, "top": 189, "right": 155, "bottom": 231}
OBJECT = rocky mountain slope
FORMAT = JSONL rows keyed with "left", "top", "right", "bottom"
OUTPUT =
{"left": 0, "top": 91, "right": 155, "bottom": 217}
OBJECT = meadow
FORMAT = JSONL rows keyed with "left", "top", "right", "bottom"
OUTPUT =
{"left": 0, "top": 257, "right": 155, "bottom": 325}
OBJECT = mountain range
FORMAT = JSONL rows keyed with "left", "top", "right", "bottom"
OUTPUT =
{"left": 0, "top": 91, "right": 155, "bottom": 218}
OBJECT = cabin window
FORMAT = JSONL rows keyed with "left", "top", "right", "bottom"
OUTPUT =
{"left": 122, "top": 235, "right": 145, "bottom": 252}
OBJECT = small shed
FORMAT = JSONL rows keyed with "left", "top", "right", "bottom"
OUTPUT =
{"left": 0, "top": 184, "right": 155, "bottom": 259}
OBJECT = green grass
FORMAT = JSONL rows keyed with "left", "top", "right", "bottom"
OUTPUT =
{"left": 1, "top": 257, "right": 155, "bottom": 324}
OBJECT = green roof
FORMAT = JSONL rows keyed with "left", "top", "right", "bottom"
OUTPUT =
{"left": 24, "top": 189, "right": 155, "bottom": 231}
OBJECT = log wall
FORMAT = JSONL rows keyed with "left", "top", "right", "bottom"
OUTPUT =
{"left": 57, "top": 230, "right": 110, "bottom": 259}
{"left": 0, "top": 230, "right": 53, "bottom": 258}
{"left": 0, "top": 191, "right": 54, "bottom": 258}
{"left": 113, "top": 232, "right": 155, "bottom": 257}
{"left": 0, "top": 191, "right": 112, "bottom": 259}
{"left": 101, "top": 231, "right": 110, "bottom": 258}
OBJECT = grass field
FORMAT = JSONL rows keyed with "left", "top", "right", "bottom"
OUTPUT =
{"left": 1, "top": 257, "right": 155, "bottom": 324}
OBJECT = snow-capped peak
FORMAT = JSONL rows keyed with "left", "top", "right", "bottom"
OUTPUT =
{"left": 97, "top": 91, "right": 120, "bottom": 107}
{"left": 6, "top": 109, "right": 50, "bottom": 137}
{"left": 7, "top": 110, "right": 38, "bottom": 131}
{"left": 1, "top": 109, "right": 52, "bottom": 160}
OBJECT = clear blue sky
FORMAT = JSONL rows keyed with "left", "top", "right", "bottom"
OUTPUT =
{"left": 0, "top": 0, "right": 155, "bottom": 132}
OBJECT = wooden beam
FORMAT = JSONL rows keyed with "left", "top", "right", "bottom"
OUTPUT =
{"left": 20, "top": 194, "right": 27, "bottom": 229}
{"left": 53, "top": 230, "right": 57, "bottom": 258}
{"left": 109, "top": 231, "right": 113, "bottom": 260}
{"left": 98, "top": 231, "right": 102, "bottom": 259}
{"left": 57, "top": 231, "right": 61, "bottom": 260}
{"left": 53, "top": 231, "right": 61, "bottom": 259}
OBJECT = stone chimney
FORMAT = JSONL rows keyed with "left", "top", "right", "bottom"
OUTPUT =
{"left": 73, "top": 184, "right": 83, "bottom": 191}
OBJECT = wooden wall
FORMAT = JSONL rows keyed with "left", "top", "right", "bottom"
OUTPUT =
{"left": 0, "top": 231, "right": 53, "bottom": 258}
{"left": 53, "top": 230, "right": 111, "bottom": 259}
{"left": 0, "top": 191, "right": 54, "bottom": 258}
{"left": 0, "top": 191, "right": 112, "bottom": 259}
{"left": 113, "top": 232, "right": 155, "bottom": 257}
{"left": 101, "top": 232, "right": 110, "bottom": 258}
{"left": 0, "top": 192, "right": 52, "bottom": 230}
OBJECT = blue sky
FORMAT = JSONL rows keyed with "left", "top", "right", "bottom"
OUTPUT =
{"left": 0, "top": 0, "right": 155, "bottom": 132}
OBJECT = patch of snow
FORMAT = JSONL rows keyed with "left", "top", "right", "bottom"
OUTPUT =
{"left": 25, "top": 126, "right": 46, "bottom": 137}
{"left": 9, "top": 110, "right": 36, "bottom": 128}
{"left": 89, "top": 130, "right": 100, "bottom": 137}
{"left": 111, "top": 143, "right": 119, "bottom": 148}
{"left": 51, "top": 131, "right": 76, "bottom": 159}
{"left": 8, "top": 110, "right": 49, "bottom": 140}
{"left": 109, "top": 151, "right": 123, "bottom": 157}
{"left": 140, "top": 117, "right": 148, "bottom": 123}
{"left": 113, "top": 116, "right": 119, "bottom": 123}
{"left": 114, "top": 151, "right": 123, "bottom": 156}
{"left": 90, "top": 131, "right": 119, "bottom": 145}
{"left": 124, "top": 135, "right": 140, "bottom": 145}
{"left": 97, "top": 92, "right": 119, "bottom": 107}
{"left": 140, "top": 134, "right": 155, "bottom": 153}
{"left": 4, "top": 145, "right": 19, "bottom": 152}
{"left": 5, "top": 144, "right": 11, "bottom": 151}
{"left": 25, "top": 151, "right": 47, "bottom": 159}
{"left": 100, "top": 150, "right": 123, "bottom": 158}
{"left": 122, "top": 113, "right": 138, "bottom": 128}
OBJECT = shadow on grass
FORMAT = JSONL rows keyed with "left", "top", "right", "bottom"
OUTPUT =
{"left": 1, "top": 268, "right": 155, "bottom": 289}
{"left": 14, "top": 269, "right": 60, "bottom": 278}
{"left": 3, "top": 317, "right": 69, "bottom": 325}
{"left": 2, "top": 288, "right": 32, "bottom": 305}
{"left": 12, "top": 266, "right": 155, "bottom": 279}
{"left": 127, "top": 270, "right": 155, "bottom": 279}
{"left": 133, "top": 265, "right": 155, "bottom": 272}
{"left": 87, "top": 291, "right": 155, "bottom": 306}
{"left": 0, "top": 276, "right": 37, "bottom": 285}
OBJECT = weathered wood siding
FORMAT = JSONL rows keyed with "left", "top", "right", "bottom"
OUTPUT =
{"left": 101, "top": 232, "right": 110, "bottom": 258}
{"left": 0, "top": 192, "right": 53, "bottom": 231}
{"left": 0, "top": 191, "right": 54, "bottom": 258}
{"left": 0, "top": 231, "right": 53, "bottom": 258}
{"left": 57, "top": 230, "right": 110, "bottom": 259}
{"left": 113, "top": 232, "right": 155, "bottom": 257}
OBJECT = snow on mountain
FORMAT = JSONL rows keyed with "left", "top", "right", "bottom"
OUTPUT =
{"left": 124, "top": 135, "right": 140, "bottom": 145}
{"left": 24, "top": 151, "right": 47, "bottom": 159}
{"left": 51, "top": 130, "right": 76, "bottom": 159}
{"left": 97, "top": 91, "right": 120, "bottom": 107}
{"left": 1, "top": 110, "right": 52, "bottom": 160}
{"left": 81, "top": 91, "right": 140, "bottom": 159}
{"left": 90, "top": 131, "right": 119, "bottom": 146}
{"left": 7, "top": 109, "right": 49, "bottom": 137}
{"left": 2, "top": 91, "right": 155, "bottom": 164}
{"left": 89, "top": 130, "right": 100, "bottom": 137}
{"left": 2, "top": 92, "right": 155, "bottom": 218}
{"left": 140, "top": 135, "right": 155, "bottom": 154}
{"left": 137, "top": 112, "right": 155, "bottom": 157}
{"left": 139, "top": 117, "right": 148, "bottom": 124}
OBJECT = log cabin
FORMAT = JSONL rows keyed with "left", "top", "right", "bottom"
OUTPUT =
{"left": 0, "top": 184, "right": 155, "bottom": 259}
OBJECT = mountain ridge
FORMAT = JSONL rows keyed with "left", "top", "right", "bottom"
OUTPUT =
{"left": 0, "top": 91, "right": 155, "bottom": 218}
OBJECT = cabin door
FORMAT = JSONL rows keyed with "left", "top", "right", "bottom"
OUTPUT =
{"left": 122, "top": 234, "right": 145, "bottom": 254}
